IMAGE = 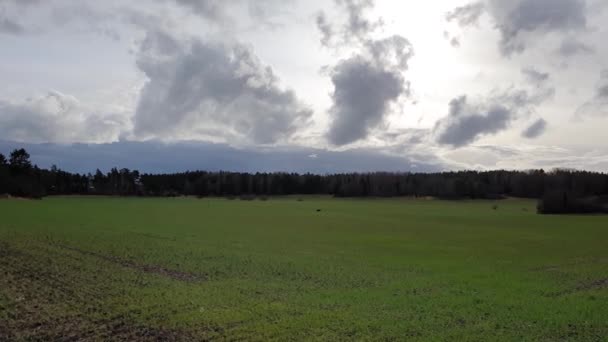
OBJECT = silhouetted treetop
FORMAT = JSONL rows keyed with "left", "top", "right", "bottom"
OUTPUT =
{"left": 9, "top": 148, "right": 32, "bottom": 173}
{"left": 1, "top": 147, "right": 608, "bottom": 207}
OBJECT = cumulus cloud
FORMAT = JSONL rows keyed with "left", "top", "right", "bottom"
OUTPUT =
{"left": 133, "top": 30, "right": 312, "bottom": 144}
{"left": 522, "top": 118, "right": 548, "bottom": 138}
{"left": 434, "top": 96, "right": 511, "bottom": 147}
{"left": 327, "top": 57, "right": 406, "bottom": 145}
{"left": 434, "top": 88, "right": 553, "bottom": 147}
{"left": 448, "top": 0, "right": 589, "bottom": 56}
{"left": 0, "top": 91, "right": 129, "bottom": 143}
{"left": 319, "top": 0, "right": 414, "bottom": 146}
{"left": 0, "top": 1, "right": 310, "bottom": 145}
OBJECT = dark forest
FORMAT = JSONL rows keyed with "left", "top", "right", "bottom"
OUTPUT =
{"left": 2, "top": 148, "right": 607, "bottom": 214}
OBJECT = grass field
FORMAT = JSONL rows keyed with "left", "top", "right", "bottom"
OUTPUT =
{"left": 1, "top": 197, "right": 607, "bottom": 341}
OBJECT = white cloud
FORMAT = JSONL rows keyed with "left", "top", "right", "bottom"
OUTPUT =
{"left": 0, "top": 91, "right": 130, "bottom": 143}
{"left": 0, "top": 0, "right": 607, "bottom": 171}
{"left": 133, "top": 30, "right": 312, "bottom": 144}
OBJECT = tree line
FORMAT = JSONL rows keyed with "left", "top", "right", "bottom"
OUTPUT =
{"left": 1, "top": 148, "right": 607, "bottom": 213}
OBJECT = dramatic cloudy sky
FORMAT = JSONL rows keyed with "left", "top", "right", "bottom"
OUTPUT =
{"left": 1, "top": 0, "right": 608, "bottom": 173}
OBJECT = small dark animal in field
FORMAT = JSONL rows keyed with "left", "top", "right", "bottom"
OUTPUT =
{"left": 316, "top": 209, "right": 322, "bottom": 212}
{"left": 492, "top": 205, "right": 498, "bottom": 210}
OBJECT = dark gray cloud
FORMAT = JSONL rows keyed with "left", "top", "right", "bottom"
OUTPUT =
{"left": 576, "top": 71, "right": 608, "bottom": 118}
{"left": 0, "top": 91, "right": 128, "bottom": 143}
{"left": 0, "top": 16, "right": 24, "bottom": 34}
{"left": 0, "top": 140, "right": 444, "bottom": 174}
{"left": 598, "top": 85, "right": 608, "bottom": 98}
{"left": 326, "top": 35, "right": 414, "bottom": 145}
{"left": 592, "top": 70, "right": 608, "bottom": 98}
{"left": 434, "top": 88, "right": 553, "bottom": 147}
{"left": 0, "top": 0, "right": 39, "bottom": 35}
{"left": 6, "top": 0, "right": 41, "bottom": 5}
{"left": 316, "top": 11, "right": 333, "bottom": 47}
{"left": 522, "top": 118, "right": 547, "bottom": 138}
{"left": 169, "top": 0, "right": 292, "bottom": 28}
{"left": 381, "top": 128, "right": 429, "bottom": 145}
{"left": 522, "top": 67, "right": 550, "bottom": 84}
{"left": 446, "top": 2, "right": 485, "bottom": 27}
{"left": 339, "top": 0, "right": 380, "bottom": 41}
{"left": 0, "top": 0, "right": 290, "bottom": 39}
{"left": 495, "top": 0, "right": 586, "bottom": 32}
{"left": 434, "top": 96, "right": 512, "bottom": 147}
{"left": 490, "top": 0, "right": 588, "bottom": 56}
{"left": 443, "top": 3, "right": 483, "bottom": 48}
{"left": 557, "top": 37, "right": 595, "bottom": 56}
{"left": 328, "top": 57, "right": 405, "bottom": 145}
{"left": 364, "top": 35, "right": 414, "bottom": 69}
{"left": 134, "top": 30, "right": 312, "bottom": 144}
{"left": 0, "top": 1, "right": 144, "bottom": 39}
{"left": 319, "top": 0, "right": 414, "bottom": 146}
{"left": 442, "top": 30, "right": 462, "bottom": 48}
{"left": 449, "top": 0, "right": 589, "bottom": 56}
{"left": 171, "top": 0, "right": 225, "bottom": 20}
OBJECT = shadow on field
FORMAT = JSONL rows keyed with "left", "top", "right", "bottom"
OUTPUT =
{"left": 531, "top": 259, "right": 608, "bottom": 297}
{"left": 546, "top": 278, "right": 608, "bottom": 298}
{"left": 52, "top": 243, "right": 203, "bottom": 282}
{"left": 0, "top": 242, "right": 200, "bottom": 341}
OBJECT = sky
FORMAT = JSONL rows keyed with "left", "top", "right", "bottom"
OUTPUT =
{"left": 1, "top": 0, "right": 608, "bottom": 173}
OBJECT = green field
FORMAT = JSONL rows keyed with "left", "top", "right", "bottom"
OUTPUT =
{"left": 1, "top": 197, "right": 607, "bottom": 341}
